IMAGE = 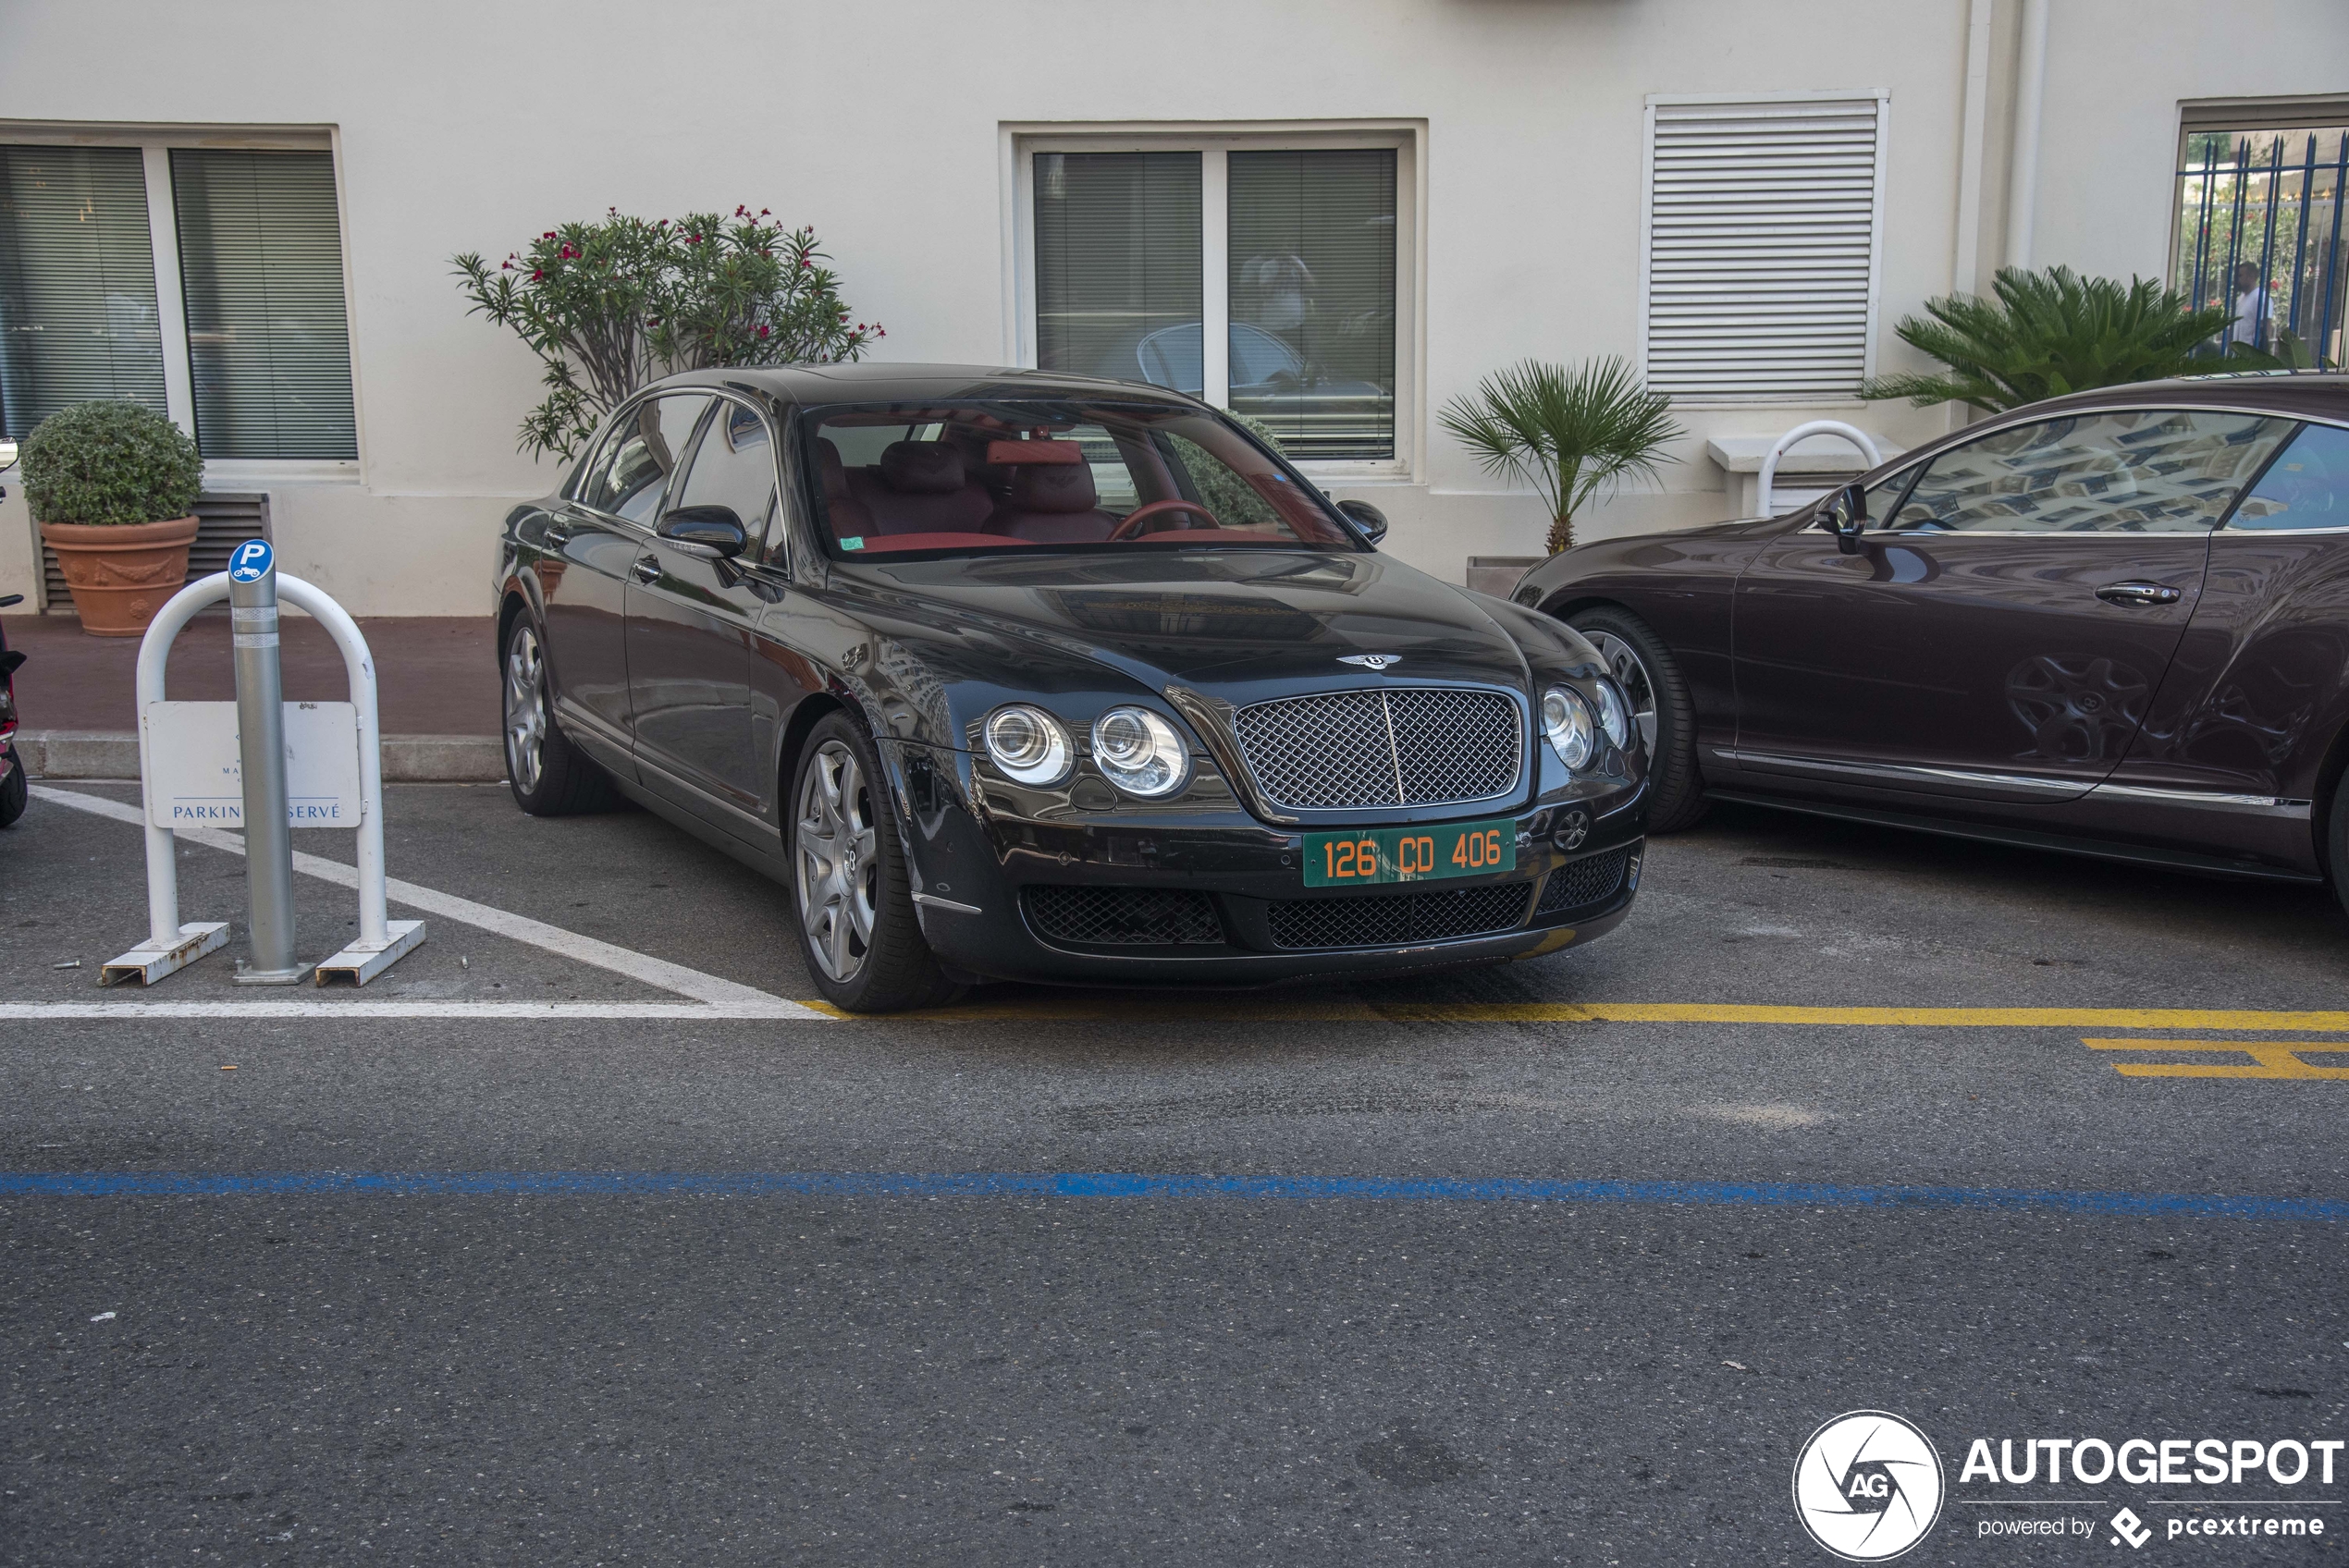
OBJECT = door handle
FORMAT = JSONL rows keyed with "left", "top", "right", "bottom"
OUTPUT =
{"left": 2095, "top": 581, "right": 2183, "bottom": 606}
{"left": 632, "top": 553, "right": 662, "bottom": 586}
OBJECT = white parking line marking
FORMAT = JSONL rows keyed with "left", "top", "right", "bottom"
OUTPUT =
{"left": 0, "top": 1000, "right": 812, "bottom": 1021}
{"left": 29, "top": 787, "right": 827, "bottom": 1019}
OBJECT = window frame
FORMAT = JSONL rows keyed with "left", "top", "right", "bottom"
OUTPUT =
{"left": 671, "top": 392, "right": 790, "bottom": 569}
{"left": 1005, "top": 121, "right": 1424, "bottom": 484}
{"left": 0, "top": 120, "right": 360, "bottom": 481}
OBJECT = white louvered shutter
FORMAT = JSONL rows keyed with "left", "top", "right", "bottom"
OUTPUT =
{"left": 1642, "top": 97, "right": 1886, "bottom": 401}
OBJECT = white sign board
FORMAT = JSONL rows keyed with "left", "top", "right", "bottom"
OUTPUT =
{"left": 144, "top": 701, "right": 365, "bottom": 830}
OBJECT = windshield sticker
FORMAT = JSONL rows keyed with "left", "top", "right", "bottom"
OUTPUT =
{"left": 841, "top": 536, "right": 866, "bottom": 551}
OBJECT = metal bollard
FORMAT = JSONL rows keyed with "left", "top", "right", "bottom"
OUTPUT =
{"left": 227, "top": 542, "right": 304, "bottom": 984}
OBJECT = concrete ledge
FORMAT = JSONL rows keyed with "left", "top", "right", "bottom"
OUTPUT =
{"left": 18, "top": 730, "right": 504, "bottom": 784}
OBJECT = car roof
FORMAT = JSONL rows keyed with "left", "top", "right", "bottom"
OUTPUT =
{"left": 644, "top": 361, "right": 1204, "bottom": 410}
{"left": 2019, "top": 371, "right": 2349, "bottom": 423}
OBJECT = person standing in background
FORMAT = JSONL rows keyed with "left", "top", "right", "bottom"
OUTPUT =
{"left": 2230, "top": 261, "right": 2270, "bottom": 351}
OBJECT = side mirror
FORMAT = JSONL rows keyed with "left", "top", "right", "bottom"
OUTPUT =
{"left": 658, "top": 505, "right": 748, "bottom": 560}
{"left": 1820, "top": 483, "right": 1867, "bottom": 555}
{"left": 1334, "top": 497, "right": 1389, "bottom": 545}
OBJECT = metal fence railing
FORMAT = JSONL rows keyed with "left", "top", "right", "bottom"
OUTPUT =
{"left": 2173, "top": 126, "right": 2347, "bottom": 365}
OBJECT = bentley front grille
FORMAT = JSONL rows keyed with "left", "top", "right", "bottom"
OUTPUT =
{"left": 1231, "top": 687, "right": 1521, "bottom": 810}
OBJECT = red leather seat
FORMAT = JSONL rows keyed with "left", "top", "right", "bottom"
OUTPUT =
{"left": 845, "top": 440, "right": 995, "bottom": 535}
{"left": 817, "top": 438, "right": 875, "bottom": 540}
{"left": 984, "top": 462, "right": 1117, "bottom": 543}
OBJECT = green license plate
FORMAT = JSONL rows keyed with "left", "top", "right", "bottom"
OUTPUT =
{"left": 1303, "top": 817, "right": 1517, "bottom": 888}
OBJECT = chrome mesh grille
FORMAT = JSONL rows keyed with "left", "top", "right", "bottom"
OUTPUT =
{"left": 1025, "top": 886, "right": 1224, "bottom": 947}
{"left": 1534, "top": 847, "right": 1630, "bottom": 917}
{"left": 1232, "top": 688, "right": 1521, "bottom": 810}
{"left": 1267, "top": 883, "right": 1534, "bottom": 950}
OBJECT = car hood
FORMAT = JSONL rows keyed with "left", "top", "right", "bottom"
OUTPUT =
{"left": 831, "top": 550, "right": 1555, "bottom": 704}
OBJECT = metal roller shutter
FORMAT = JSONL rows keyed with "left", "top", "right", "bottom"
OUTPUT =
{"left": 1642, "top": 95, "right": 1888, "bottom": 402}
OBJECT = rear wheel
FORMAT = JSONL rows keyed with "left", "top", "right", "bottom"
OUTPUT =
{"left": 502, "top": 616, "right": 616, "bottom": 815}
{"left": 2330, "top": 766, "right": 2349, "bottom": 922}
{"left": 1567, "top": 606, "right": 1708, "bottom": 833}
{"left": 789, "top": 711, "right": 965, "bottom": 1013}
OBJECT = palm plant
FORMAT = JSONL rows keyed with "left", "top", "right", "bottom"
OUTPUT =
{"left": 1438, "top": 358, "right": 1682, "bottom": 555}
{"left": 1862, "top": 265, "right": 2233, "bottom": 413}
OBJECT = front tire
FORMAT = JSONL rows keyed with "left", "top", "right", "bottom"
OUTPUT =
{"left": 501, "top": 615, "right": 616, "bottom": 815}
{"left": 0, "top": 745, "right": 26, "bottom": 828}
{"left": 2329, "top": 766, "right": 2349, "bottom": 922}
{"left": 789, "top": 711, "right": 965, "bottom": 1013}
{"left": 1568, "top": 606, "right": 1709, "bottom": 833}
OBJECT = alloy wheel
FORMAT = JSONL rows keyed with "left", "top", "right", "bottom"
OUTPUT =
{"left": 795, "top": 740, "right": 879, "bottom": 982}
{"left": 1583, "top": 629, "right": 1660, "bottom": 754}
{"left": 504, "top": 624, "right": 548, "bottom": 793}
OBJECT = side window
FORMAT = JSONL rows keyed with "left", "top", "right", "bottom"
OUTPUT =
{"left": 1887, "top": 410, "right": 2293, "bottom": 534}
{"left": 2228, "top": 423, "right": 2349, "bottom": 532}
{"left": 1862, "top": 462, "right": 1922, "bottom": 527}
{"left": 674, "top": 399, "right": 781, "bottom": 559}
{"left": 593, "top": 394, "right": 711, "bottom": 525}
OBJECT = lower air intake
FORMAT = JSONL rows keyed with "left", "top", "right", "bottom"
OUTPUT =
{"left": 1534, "top": 847, "right": 1630, "bottom": 916}
{"left": 1266, "top": 882, "right": 1534, "bottom": 950}
{"left": 1025, "top": 886, "right": 1225, "bottom": 947}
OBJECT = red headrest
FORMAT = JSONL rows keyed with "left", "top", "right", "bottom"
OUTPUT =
{"left": 986, "top": 439, "right": 1084, "bottom": 466}
{"left": 879, "top": 440, "right": 965, "bottom": 494}
{"left": 1008, "top": 462, "right": 1099, "bottom": 514}
{"left": 817, "top": 437, "right": 849, "bottom": 498}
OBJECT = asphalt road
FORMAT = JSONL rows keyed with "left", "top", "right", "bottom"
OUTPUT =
{"left": 4, "top": 782, "right": 2345, "bottom": 1565}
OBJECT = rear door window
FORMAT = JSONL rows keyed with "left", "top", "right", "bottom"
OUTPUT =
{"left": 2227, "top": 423, "right": 2349, "bottom": 531}
{"left": 1886, "top": 409, "right": 2292, "bottom": 534}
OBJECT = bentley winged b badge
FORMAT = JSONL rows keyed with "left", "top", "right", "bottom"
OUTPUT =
{"left": 1336, "top": 654, "right": 1402, "bottom": 671}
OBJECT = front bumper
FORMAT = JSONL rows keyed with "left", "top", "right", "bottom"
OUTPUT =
{"left": 889, "top": 745, "right": 1648, "bottom": 986}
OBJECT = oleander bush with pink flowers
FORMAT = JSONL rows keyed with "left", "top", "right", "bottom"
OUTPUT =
{"left": 455, "top": 208, "right": 881, "bottom": 459}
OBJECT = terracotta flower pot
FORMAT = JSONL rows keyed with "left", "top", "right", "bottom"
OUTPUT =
{"left": 39, "top": 516, "right": 202, "bottom": 637}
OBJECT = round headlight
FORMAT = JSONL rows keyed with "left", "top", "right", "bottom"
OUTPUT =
{"left": 984, "top": 704, "right": 1073, "bottom": 786}
{"left": 1593, "top": 679, "right": 1633, "bottom": 752}
{"left": 1091, "top": 705, "right": 1190, "bottom": 798}
{"left": 1541, "top": 685, "right": 1596, "bottom": 771}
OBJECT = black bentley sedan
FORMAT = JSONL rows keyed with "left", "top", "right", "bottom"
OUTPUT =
{"left": 1512, "top": 374, "right": 2349, "bottom": 911}
{"left": 493, "top": 365, "right": 1647, "bottom": 1011}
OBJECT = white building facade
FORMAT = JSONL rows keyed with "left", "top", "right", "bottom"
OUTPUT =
{"left": 1, "top": 0, "right": 2343, "bottom": 616}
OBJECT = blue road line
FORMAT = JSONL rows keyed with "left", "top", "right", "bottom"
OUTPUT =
{"left": 0, "top": 1170, "right": 2342, "bottom": 1219}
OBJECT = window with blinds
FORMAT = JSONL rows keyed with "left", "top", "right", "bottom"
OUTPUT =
{"left": 1228, "top": 149, "right": 1396, "bottom": 461}
{"left": 1642, "top": 97, "right": 1885, "bottom": 402}
{"left": 171, "top": 148, "right": 357, "bottom": 459}
{"left": 1034, "top": 152, "right": 1202, "bottom": 393}
{"left": 0, "top": 145, "right": 169, "bottom": 439}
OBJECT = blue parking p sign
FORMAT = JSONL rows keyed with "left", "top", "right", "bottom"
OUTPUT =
{"left": 228, "top": 539, "right": 273, "bottom": 582}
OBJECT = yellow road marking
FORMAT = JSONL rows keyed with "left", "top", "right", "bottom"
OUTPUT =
{"left": 2085, "top": 1038, "right": 2349, "bottom": 1082}
{"left": 801, "top": 999, "right": 2349, "bottom": 1030}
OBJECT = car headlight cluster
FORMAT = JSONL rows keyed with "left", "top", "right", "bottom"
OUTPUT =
{"left": 1091, "top": 706, "right": 1190, "bottom": 798}
{"left": 1593, "top": 679, "right": 1633, "bottom": 751}
{"left": 1541, "top": 684, "right": 1597, "bottom": 770}
{"left": 983, "top": 704, "right": 1072, "bottom": 785}
{"left": 983, "top": 703, "right": 1191, "bottom": 799}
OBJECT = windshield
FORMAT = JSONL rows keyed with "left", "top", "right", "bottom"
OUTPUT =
{"left": 802, "top": 398, "right": 1362, "bottom": 558}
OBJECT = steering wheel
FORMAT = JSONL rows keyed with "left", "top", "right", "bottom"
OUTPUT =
{"left": 1108, "top": 498, "right": 1222, "bottom": 541}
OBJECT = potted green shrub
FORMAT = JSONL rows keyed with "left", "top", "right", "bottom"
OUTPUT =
{"left": 1439, "top": 357, "right": 1682, "bottom": 557}
{"left": 21, "top": 401, "right": 204, "bottom": 637}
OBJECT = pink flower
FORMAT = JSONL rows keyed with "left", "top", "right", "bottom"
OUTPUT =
{"left": 756, "top": 325, "right": 769, "bottom": 339}
{"left": 531, "top": 269, "right": 544, "bottom": 281}
{"left": 543, "top": 230, "right": 557, "bottom": 239}
{"left": 500, "top": 260, "right": 512, "bottom": 270}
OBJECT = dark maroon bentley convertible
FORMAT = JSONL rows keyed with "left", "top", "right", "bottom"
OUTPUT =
{"left": 1513, "top": 374, "right": 2349, "bottom": 909}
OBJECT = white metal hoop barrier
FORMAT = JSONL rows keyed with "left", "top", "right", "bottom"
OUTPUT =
{"left": 100, "top": 565, "right": 425, "bottom": 986}
{"left": 1756, "top": 420, "right": 1885, "bottom": 519}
